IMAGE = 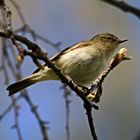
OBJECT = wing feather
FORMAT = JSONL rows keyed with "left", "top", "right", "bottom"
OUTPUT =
{"left": 33, "top": 41, "right": 91, "bottom": 74}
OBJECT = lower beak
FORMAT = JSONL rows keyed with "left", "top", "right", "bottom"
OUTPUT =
{"left": 118, "top": 39, "right": 128, "bottom": 44}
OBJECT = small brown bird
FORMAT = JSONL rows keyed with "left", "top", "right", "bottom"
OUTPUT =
{"left": 7, "top": 33, "right": 127, "bottom": 96}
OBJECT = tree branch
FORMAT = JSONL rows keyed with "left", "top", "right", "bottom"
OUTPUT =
{"left": 23, "top": 92, "right": 49, "bottom": 140}
{"left": 100, "top": 0, "right": 140, "bottom": 19}
{"left": 11, "top": 96, "right": 23, "bottom": 140}
{"left": 63, "top": 86, "right": 71, "bottom": 140}
{"left": 84, "top": 104, "right": 98, "bottom": 140}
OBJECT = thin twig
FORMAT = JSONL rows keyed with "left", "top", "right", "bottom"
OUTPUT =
{"left": 101, "top": 0, "right": 140, "bottom": 19}
{"left": 14, "top": 25, "right": 61, "bottom": 51}
{"left": 0, "top": 95, "right": 22, "bottom": 120}
{"left": 63, "top": 86, "right": 71, "bottom": 140}
{"left": 2, "top": 47, "right": 9, "bottom": 84}
{"left": 84, "top": 104, "right": 98, "bottom": 140}
{"left": 10, "top": 0, "right": 62, "bottom": 51}
{"left": 9, "top": 0, "right": 26, "bottom": 25}
{"left": 23, "top": 92, "right": 49, "bottom": 140}
{"left": 3, "top": 3, "right": 12, "bottom": 32}
{"left": 11, "top": 96, "right": 23, "bottom": 140}
{"left": 15, "top": 63, "right": 49, "bottom": 140}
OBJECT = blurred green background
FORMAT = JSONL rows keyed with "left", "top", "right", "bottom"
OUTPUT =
{"left": 0, "top": 0, "right": 140, "bottom": 140}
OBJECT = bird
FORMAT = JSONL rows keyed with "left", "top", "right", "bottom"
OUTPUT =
{"left": 7, "top": 33, "right": 127, "bottom": 96}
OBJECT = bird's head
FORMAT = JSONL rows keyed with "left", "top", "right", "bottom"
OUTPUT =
{"left": 91, "top": 33, "right": 127, "bottom": 49}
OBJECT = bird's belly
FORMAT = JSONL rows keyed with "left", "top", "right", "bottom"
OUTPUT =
{"left": 55, "top": 48, "right": 107, "bottom": 86}
{"left": 70, "top": 62, "right": 105, "bottom": 85}
{"left": 61, "top": 56, "right": 105, "bottom": 86}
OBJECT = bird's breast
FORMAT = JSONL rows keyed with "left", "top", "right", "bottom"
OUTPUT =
{"left": 55, "top": 47, "right": 107, "bottom": 86}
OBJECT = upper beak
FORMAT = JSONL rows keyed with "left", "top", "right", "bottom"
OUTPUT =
{"left": 118, "top": 39, "right": 128, "bottom": 44}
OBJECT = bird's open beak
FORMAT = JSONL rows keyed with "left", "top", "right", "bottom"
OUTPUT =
{"left": 118, "top": 39, "right": 128, "bottom": 44}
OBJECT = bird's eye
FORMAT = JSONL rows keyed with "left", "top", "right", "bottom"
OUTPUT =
{"left": 100, "top": 37, "right": 108, "bottom": 42}
{"left": 107, "top": 37, "right": 112, "bottom": 40}
{"left": 108, "top": 37, "right": 117, "bottom": 42}
{"left": 107, "top": 37, "right": 117, "bottom": 42}
{"left": 101, "top": 36, "right": 117, "bottom": 42}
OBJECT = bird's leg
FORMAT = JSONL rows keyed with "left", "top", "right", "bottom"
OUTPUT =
{"left": 88, "top": 82, "right": 98, "bottom": 91}
{"left": 93, "top": 84, "right": 102, "bottom": 103}
{"left": 86, "top": 82, "right": 103, "bottom": 103}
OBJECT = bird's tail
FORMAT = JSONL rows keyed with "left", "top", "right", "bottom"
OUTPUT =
{"left": 7, "top": 67, "right": 59, "bottom": 96}
{"left": 7, "top": 73, "right": 40, "bottom": 96}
